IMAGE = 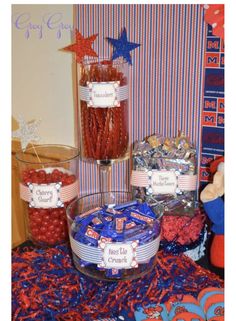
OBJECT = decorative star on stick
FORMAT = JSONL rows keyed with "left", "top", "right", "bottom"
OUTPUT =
{"left": 61, "top": 29, "right": 98, "bottom": 63}
{"left": 106, "top": 27, "right": 141, "bottom": 65}
{"left": 12, "top": 115, "right": 41, "bottom": 151}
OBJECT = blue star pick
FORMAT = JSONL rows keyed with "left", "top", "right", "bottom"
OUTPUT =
{"left": 107, "top": 27, "right": 140, "bottom": 65}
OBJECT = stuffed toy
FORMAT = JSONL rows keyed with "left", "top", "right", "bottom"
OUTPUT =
{"left": 200, "top": 157, "right": 224, "bottom": 268}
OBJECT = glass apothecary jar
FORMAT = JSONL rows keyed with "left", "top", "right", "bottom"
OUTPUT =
{"left": 78, "top": 58, "right": 129, "bottom": 165}
{"left": 16, "top": 144, "right": 79, "bottom": 246}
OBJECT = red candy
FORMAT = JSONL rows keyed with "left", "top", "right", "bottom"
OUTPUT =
{"left": 12, "top": 245, "right": 224, "bottom": 320}
{"left": 161, "top": 209, "right": 205, "bottom": 245}
{"left": 22, "top": 168, "right": 76, "bottom": 186}
{"left": 79, "top": 61, "right": 129, "bottom": 160}
{"left": 22, "top": 168, "right": 76, "bottom": 246}
{"left": 28, "top": 207, "right": 68, "bottom": 245}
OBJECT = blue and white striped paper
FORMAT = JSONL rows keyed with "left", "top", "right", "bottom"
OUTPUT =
{"left": 75, "top": 4, "right": 206, "bottom": 195}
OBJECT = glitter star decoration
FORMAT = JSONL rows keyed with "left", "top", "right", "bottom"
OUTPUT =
{"left": 12, "top": 115, "right": 41, "bottom": 150}
{"left": 61, "top": 29, "right": 98, "bottom": 63}
{"left": 106, "top": 27, "right": 141, "bottom": 65}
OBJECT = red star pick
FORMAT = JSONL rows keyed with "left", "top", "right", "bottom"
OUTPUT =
{"left": 62, "top": 29, "right": 98, "bottom": 63}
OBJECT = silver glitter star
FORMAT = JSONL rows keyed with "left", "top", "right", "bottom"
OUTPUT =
{"left": 12, "top": 115, "right": 41, "bottom": 150}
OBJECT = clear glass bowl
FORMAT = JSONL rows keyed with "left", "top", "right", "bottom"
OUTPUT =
{"left": 67, "top": 191, "right": 163, "bottom": 281}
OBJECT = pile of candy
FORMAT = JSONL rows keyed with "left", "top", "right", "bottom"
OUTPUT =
{"left": 131, "top": 132, "right": 197, "bottom": 216}
{"left": 22, "top": 168, "right": 76, "bottom": 185}
{"left": 27, "top": 207, "right": 68, "bottom": 245}
{"left": 21, "top": 168, "right": 77, "bottom": 246}
{"left": 159, "top": 208, "right": 207, "bottom": 261}
{"left": 133, "top": 131, "right": 196, "bottom": 161}
{"left": 79, "top": 60, "right": 129, "bottom": 160}
{"left": 161, "top": 208, "right": 205, "bottom": 245}
{"left": 70, "top": 201, "right": 161, "bottom": 280}
{"left": 12, "top": 244, "right": 224, "bottom": 321}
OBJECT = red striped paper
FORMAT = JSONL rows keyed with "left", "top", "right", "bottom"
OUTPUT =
{"left": 76, "top": 4, "right": 206, "bottom": 195}
{"left": 20, "top": 181, "right": 78, "bottom": 204}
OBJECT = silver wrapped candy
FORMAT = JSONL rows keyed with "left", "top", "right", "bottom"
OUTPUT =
{"left": 131, "top": 132, "right": 197, "bottom": 216}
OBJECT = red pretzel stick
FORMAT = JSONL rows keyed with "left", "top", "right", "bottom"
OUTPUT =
{"left": 104, "top": 108, "right": 118, "bottom": 158}
{"left": 82, "top": 102, "right": 94, "bottom": 158}
{"left": 112, "top": 107, "right": 121, "bottom": 158}
{"left": 100, "top": 108, "right": 111, "bottom": 158}
{"left": 80, "top": 102, "right": 88, "bottom": 156}
{"left": 95, "top": 108, "right": 105, "bottom": 159}
{"left": 88, "top": 109, "right": 95, "bottom": 158}
{"left": 95, "top": 129, "right": 103, "bottom": 159}
{"left": 118, "top": 102, "right": 127, "bottom": 156}
{"left": 104, "top": 126, "right": 113, "bottom": 159}
{"left": 121, "top": 100, "right": 129, "bottom": 155}
{"left": 95, "top": 108, "right": 104, "bottom": 130}
{"left": 119, "top": 104, "right": 126, "bottom": 155}
{"left": 81, "top": 103, "right": 90, "bottom": 157}
{"left": 90, "top": 109, "right": 97, "bottom": 145}
{"left": 111, "top": 108, "right": 119, "bottom": 159}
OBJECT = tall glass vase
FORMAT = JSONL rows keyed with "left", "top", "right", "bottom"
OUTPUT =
{"left": 77, "top": 58, "right": 129, "bottom": 193}
{"left": 16, "top": 144, "right": 79, "bottom": 246}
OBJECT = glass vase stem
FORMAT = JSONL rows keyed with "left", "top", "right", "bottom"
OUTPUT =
{"left": 98, "top": 165, "right": 112, "bottom": 195}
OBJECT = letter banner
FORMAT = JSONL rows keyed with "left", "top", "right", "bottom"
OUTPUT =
{"left": 200, "top": 23, "right": 224, "bottom": 188}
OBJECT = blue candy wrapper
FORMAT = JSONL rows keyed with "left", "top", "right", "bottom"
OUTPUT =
{"left": 114, "top": 200, "right": 139, "bottom": 210}
{"left": 70, "top": 201, "right": 161, "bottom": 279}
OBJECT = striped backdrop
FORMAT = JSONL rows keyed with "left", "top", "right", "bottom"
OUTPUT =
{"left": 75, "top": 4, "right": 207, "bottom": 195}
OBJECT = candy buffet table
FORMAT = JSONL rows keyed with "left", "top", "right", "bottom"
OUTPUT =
{"left": 12, "top": 241, "right": 223, "bottom": 321}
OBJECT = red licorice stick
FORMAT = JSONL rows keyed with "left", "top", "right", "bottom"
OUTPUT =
{"left": 111, "top": 109, "right": 119, "bottom": 158}
{"left": 100, "top": 108, "right": 111, "bottom": 156}
{"left": 79, "top": 62, "right": 128, "bottom": 161}
{"left": 81, "top": 102, "right": 95, "bottom": 158}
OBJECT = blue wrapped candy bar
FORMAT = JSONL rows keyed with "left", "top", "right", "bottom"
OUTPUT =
{"left": 67, "top": 192, "right": 163, "bottom": 281}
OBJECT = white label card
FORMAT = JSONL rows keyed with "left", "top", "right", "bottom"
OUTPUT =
{"left": 103, "top": 243, "right": 136, "bottom": 269}
{"left": 151, "top": 171, "right": 177, "bottom": 195}
{"left": 87, "top": 81, "right": 120, "bottom": 108}
{"left": 29, "top": 183, "right": 63, "bottom": 208}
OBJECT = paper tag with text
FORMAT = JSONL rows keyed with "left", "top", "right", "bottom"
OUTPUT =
{"left": 28, "top": 182, "right": 63, "bottom": 208}
{"left": 151, "top": 171, "right": 177, "bottom": 194}
{"left": 87, "top": 81, "right": 120, "bottom": 108}
{"left": 98, "top": 241, "right": 138, "bottom": 269}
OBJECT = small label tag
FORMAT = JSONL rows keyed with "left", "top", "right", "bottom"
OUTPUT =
{"left": 151, "top": 171, "right": 177, "bottom": 195}
{"left": 98, "top": 241, "right": 138, "bottom": 269}
{"left": 28, "top": 183, "right": 63, "bottom": 208}
{"left": 87, "top": 81, "right": 120, "bottom": 108}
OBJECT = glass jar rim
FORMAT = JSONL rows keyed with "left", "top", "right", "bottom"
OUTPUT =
{"left": 66, "top": 191, "right": 164, "bottom": 221}
{"left": 67, "top": 190, "right": 131, "bottom": 212}
{"left": 15, "top": 144, "right": 79, "bottom": 165}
